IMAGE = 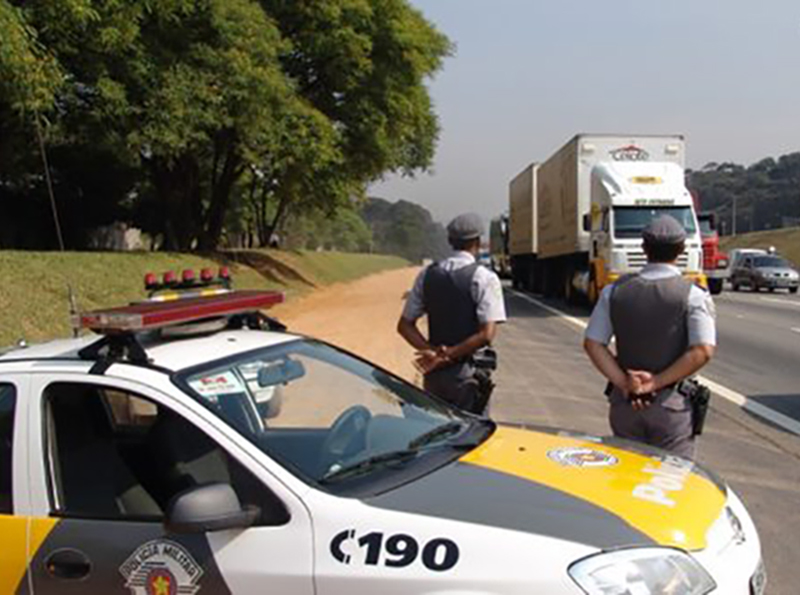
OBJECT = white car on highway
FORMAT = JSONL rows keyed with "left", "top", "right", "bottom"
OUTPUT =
{"left": 0, "top": 271, "right": 765, "bottom": 594}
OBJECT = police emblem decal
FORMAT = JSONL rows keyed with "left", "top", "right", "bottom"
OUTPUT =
{"left": 120, "top": 540, "right": 203, "bottom": 595}
{"left": 547, "top": 447, "right": 619, "bottom": 468}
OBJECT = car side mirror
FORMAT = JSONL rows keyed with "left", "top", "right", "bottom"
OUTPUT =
{"left": 582, "top": 213, "right": 592, "bottom": 232}
{"left": 166, "top": 483, "right": 260, "bottom": 534}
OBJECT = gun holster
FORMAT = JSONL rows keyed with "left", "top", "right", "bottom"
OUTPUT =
{"left": 468, "top": 347, "right": 497, "bottom": 414}
{"left": 678, "top": 379, "right": 712, "bottom": 436}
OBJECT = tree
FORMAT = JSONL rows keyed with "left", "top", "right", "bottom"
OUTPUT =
{"left": 1, "top": 0, "right": 452, "bottom": 250}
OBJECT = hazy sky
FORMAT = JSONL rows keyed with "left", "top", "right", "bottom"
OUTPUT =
{"left": 370, "top": 0, "right": 800, "bottom": 226}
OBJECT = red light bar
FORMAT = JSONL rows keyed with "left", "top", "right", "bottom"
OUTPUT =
{"left": 76, "top": 290, "right": 284, "bottom": 334}
{"left": 144, "top": 273, "right": 158, "bottom": 290}
{"left": 163, "top": 271, "right": 177, "bottom": 286}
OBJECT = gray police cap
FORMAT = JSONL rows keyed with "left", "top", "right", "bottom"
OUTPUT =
{"left": 447, "top": 212, "right": 483, "bottom": 242}
{"left": 642, "top": 215, "right": 686, "bottom": 245}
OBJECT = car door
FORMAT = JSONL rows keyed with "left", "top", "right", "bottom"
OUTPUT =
{"left": 25, "top": 374, "right": 315, "bottom": 595}
{"left": 0, "top": 376, "right": 30, "bottom": 595}
{"left": 741, "top": 257, "right": 755, "bottom": 287}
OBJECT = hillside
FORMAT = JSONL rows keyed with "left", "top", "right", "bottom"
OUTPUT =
{"left": 0, "top": 250, "right": 408, "bottom": 346}
{"left": 720, "top": 227, "right": 800, "bottom": 265}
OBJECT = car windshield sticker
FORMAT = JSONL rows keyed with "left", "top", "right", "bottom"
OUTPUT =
{"left": 330, "top": 529, "right": 459, "bottom": 572}
{"left": 189, "top": 371, "right": 245, "bottom": 398}
{"left": 120, "top": 539, "right": 204, "bottom": 595}
{"left": 547, "top": 447, "right": 618, "bottom": 468}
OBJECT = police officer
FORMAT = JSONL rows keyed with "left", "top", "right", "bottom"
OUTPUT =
{"left": 583, "top": 215, "right": 716, "bottom": 458}
{"left": 397, "top": 213, "right": 507, "bottom": 414}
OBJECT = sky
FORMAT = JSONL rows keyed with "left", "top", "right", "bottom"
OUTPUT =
{"left": 370, "top": 0, "right": 800, "bottom": 227}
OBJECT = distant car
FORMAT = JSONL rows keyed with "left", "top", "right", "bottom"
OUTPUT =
{"left": 731, "top": 254, "right": 799, "bottom": 293}
{"left": 722, "top": 249, "right": 766, "bottom": 285}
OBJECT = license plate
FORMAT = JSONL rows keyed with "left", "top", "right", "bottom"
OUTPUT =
{"left": 750, "top": 559, "right": 767, "bottom": 595}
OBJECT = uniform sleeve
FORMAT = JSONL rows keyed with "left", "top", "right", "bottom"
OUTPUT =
{"left": 584, "top": 285, "right": 614, "bottom": 345}
{"left": 473, "top": 270, "right": 507, "bottom": 323}
{"left": 401, "top": 267, "right": 428, "bottom": 321}
{"left": 687, "top": 286, "right": 717, "bottom": 346}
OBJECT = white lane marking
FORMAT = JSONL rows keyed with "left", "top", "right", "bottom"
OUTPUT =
{"left": 760, "top": 297, "right": 800, "bottom": 307}
{"left": 697, "top": 376, "right": 800, "bottom": 438}
{"left": 508, "top": 289, "right": 587, "bottom": 331}
{"left": 792, "top": 328, "right": 800, "bottom": 334}
{"left": 507, "top": 288, "right": 800, "bottom": 438}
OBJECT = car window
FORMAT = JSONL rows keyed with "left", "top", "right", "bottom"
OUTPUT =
{"left": 0, "top": 383, "right": 16, "bottom": 514}
{"left": 177, "top": 339, "right": 491, "bottom": 493}
{"left": 43, "top": 382, "right": 287, "bottom": 525}
{"left": 753, "top": 256, "right": 790, "bottom": 268}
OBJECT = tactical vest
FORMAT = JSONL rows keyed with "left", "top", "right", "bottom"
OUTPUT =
{"left": 610, "top": 274, "right": 692, "bottom": 374}
{"left": 422, "top": 262, "right": 480, "bottom": 347}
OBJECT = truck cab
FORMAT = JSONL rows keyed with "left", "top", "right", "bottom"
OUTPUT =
{"left": 587, "top": 161, "right": 705, "bottom": 299}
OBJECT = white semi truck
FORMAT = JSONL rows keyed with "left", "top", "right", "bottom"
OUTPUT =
{"left": 509, "top": 134, "right": 706, "bottom": 302}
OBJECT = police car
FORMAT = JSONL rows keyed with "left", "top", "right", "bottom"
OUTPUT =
{"left": 0, "top": 269, "right": 765, "bottom": 594}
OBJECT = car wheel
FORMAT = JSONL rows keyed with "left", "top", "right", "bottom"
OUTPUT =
{"left": 732, "top": 282, "right": 739, "bottom": 292}
{"left": 768, "top": 287, "right": 775, "bottom": 293}
{"left": 790, "top": 287, "right": 798, "bottom": 294}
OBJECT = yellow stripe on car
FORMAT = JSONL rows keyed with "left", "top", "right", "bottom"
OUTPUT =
{"left": 0, "top": 516, "right": 28, "bottom": 594}
{"left": 460, "top": 426, "right": 725, "bottom": 550}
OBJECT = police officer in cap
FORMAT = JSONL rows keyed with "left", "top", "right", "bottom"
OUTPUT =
{"left": 398, "top": 213, "right": 507, "bottom": 414}
{"left": 583, "top": 215, "right": 716, "bottom": 458}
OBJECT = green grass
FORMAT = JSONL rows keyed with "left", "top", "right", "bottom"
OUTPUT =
{"left": 719, "top": 227, "right": 800, "bottom": 266}
{"left": 0, "top": 249, "right": 409, "bottom": 347}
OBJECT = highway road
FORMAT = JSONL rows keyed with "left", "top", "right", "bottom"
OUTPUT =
{"left": 707, "top": 289, "right": 800, "bottom": 420}
{"left": 493, "top": 287, "right": 800, "bottom": 594}
{"left": 517, "top": 285, "right": 800, "bottom": 426}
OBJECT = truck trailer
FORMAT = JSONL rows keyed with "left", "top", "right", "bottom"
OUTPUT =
{"left": 509, "top": 134, "right": 706, "bottom": 302}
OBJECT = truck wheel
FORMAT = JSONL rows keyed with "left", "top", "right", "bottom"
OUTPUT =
{"left": 708, "top": 278, "right": 723, "bottom": 295}
{"left": 731, "top": 282, "right": 739, "bottom": 292}
{"left": 790, "top": 287, "right": 798, "bottom": 294}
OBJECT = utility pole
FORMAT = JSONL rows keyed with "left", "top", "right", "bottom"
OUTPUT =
{"left": 732, "top": 195, "right": 737, "bottom": 236}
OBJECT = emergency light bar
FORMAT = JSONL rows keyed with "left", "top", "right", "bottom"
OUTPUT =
{"left": 76, "top": 290, "right": 284, "bottom": 334}
{"left": 145, "top": 267, "right": 232, "bottom": 295}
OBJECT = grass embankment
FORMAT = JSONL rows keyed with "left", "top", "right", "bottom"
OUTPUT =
{"left": 719, "top": 226, "right": 800, "bottom": 265}
{"left": 0, "top": 250, "right": 408, "bottom": 346}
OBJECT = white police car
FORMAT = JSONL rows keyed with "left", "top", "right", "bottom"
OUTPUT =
{"left": 0, "top": 270, "right": 764, "bottom": 594}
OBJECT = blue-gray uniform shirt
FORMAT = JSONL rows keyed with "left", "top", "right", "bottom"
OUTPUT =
{"left": 402, "top": 251, "right": 507, "bottom": 325}
{"left": 585, "top": 263, "right": 717, "bottom": 347}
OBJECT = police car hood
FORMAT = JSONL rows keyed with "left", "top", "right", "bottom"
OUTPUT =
{"left": 368, "top": 425, "right": 727, "bottom": 551}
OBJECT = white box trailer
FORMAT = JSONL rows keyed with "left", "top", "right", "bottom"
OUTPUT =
{"left": 508, "top": 164, "right": 538, "bottom": 288}
{"left": 510, "top": 134, "right": 705, "bottom": 301}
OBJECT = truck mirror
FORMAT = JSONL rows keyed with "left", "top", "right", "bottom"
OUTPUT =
{"left": 582, "top": 213, "right": 592, "bottom": 232}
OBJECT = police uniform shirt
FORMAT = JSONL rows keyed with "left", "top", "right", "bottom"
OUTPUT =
{"left": 585, "top": 263, "right": 716, "bottom": 347}
{"left": 402, "top": 251, "right": 507, "bottom": 325}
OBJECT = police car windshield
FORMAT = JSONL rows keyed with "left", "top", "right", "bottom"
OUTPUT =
{"left": 613, "top": 206, "right": 696, "bottom": 239}
{"left": 176, "top": 339, "right": 490, "bottom": 493}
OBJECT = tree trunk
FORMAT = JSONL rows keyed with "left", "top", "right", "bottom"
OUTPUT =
{"left": 198, "top": 134, "right": 243, "bottom": 251}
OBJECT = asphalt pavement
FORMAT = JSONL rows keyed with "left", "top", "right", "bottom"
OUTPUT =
{"left": 706, "top": 289, "right": 800, "bottom": 420}
{"left": 492, "top": 286, "right": 800, "bottom": 595}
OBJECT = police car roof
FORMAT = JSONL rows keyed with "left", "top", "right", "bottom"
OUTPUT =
{"left": 0, "top": 329, "right": 298, "bottom": 373}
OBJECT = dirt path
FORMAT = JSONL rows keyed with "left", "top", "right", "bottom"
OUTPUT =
{"left": 272, "top": 267, "right": 423, "bottom": 383}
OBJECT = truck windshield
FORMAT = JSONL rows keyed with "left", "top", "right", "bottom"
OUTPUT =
{"left": 698, "top": 217, "right": 714, "bottom": 236}
{"left": 613, "top": 206, "right": 697, "bottom": 239}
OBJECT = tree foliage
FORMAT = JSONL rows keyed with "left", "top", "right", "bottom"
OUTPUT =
{"left": 0, "top": 0, "right": 451, "bottom": 251}
{"left": 361, "top": 197, "right": 449, "bottom": 262}
{"left": 688, "top": 153, "right": 800, "bottom": 234}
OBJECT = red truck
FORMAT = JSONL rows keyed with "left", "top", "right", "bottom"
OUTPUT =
{"left": 697, "top": 212, "right": 728, "bottom": 295}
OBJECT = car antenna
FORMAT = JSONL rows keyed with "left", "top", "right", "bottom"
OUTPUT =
{"left": 34, "top": 112, "right": 81, "bottom": 338}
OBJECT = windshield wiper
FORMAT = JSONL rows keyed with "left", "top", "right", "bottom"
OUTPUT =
{"left": 407, "top": 421, "right": 466, "bottom": 449}
{"left": 320, "top": 449, "right": 420, "bottom": 483}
